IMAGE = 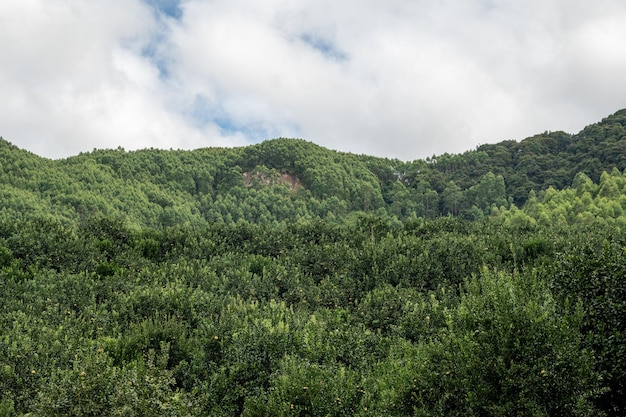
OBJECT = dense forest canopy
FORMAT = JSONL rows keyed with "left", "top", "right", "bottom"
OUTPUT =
{"left": 1, "top": 109, "right": 626, "bottom": 227}
{"left": 1, "top": 110, "right": 626, "bottom": 416}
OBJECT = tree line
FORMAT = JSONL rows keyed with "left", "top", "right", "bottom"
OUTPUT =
{"left": 1, "top": 110, "right": 626, "bottom": 228}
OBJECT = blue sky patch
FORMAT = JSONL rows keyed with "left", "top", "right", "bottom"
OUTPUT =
{"left": 188, "top": 95, "right": 300, "bottom": 143}
{"left": 215, "top": 117, "right": 283, "bottom": 143}
{"left": 299, "top": 33, "right": 348, "bottom": 62}
{"left": 143, "top": 0, "right": 183, "bottom": 20}
{"left": 189, "top": 94, "right": 216, "bottom": 126}
{"left": 141, "top": 40, "right": 171, "bottom": 80}
{"left": 188, "top": 95, "right": 255, "bottom": 138}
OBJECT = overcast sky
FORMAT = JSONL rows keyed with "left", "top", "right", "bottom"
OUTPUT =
{"left": 2, "top": 0, "right": 626, "bottom": 160}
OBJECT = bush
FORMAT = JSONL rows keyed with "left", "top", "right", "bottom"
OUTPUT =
{"left": 393, "top": 269, "right": 603, "bottom": 417}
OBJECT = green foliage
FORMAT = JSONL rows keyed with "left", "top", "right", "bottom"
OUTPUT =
{"left": 3, "top": 111, "right": 626, "bottom": 415}
{"left": 3, "top": 109, "right": 626, "bottom": 223}
{"left": 549, "top": 237, "right": 626, "bottom": 414}
{"left": 35, "top": 344, "right": 194, "bottom": 417}
{"left": 2, "top": 211, "right": 620, "bottom": 415}
{"left": 0, "top": 398, "right": 14, "bottom": 417}
{"left": 393, "top": 270, "right": 603, "bottom": 417}
{"left": 247, "top": 355, "right": 365, "bottom": 416}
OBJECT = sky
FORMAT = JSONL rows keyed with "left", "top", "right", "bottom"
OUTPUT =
{"left": 2, "top": 0, "right": 626, "bottom": 161}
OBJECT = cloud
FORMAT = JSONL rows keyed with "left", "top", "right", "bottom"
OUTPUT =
{"left": 1, "top": 0, "right": 626, "bottom": 160}
{"left": 0, "top": 0, "right": 245, "bottom": 158}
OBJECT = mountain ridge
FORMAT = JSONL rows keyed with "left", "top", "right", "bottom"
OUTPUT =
{"left": 1, "top": 109, "right": 626, "bottom": 226}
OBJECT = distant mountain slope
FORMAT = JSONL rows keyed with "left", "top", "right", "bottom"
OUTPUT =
{"left": 1, "top": 109, "right": 626, "bottom": 226}
{"left": 405, "top": 109, "right": 626, "bottom": 205}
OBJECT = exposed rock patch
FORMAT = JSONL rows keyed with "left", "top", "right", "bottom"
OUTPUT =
{"left": 243, "top": 170, "right": 303, "bottom": 192}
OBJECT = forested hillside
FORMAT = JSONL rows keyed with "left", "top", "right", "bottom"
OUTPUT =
{"left": 2, "top": 109, "right": 626, "bottom": 227}
{"left": 1, "top": 110, "right": 626, "bottom": 416}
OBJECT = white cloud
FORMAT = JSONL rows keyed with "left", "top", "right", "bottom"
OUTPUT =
{"left": 1, "top": 0, "right": 626, "bottom": 160}
{"left": 0, "top": 0, "right": 245, "bottom": 158}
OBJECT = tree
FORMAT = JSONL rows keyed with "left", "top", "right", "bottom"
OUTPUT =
{"left": 442, "top": 181, "right": 463, "bottom": 216}
{"left": 394, "top": 269, "right": 603, "bottom": 417}
{"left": 467, "top": 172, "right": 507, "bottom": 214}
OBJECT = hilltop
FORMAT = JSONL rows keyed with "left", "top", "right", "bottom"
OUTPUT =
{"left": 1, "top": 109, "right": 626, "bottom": 226}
